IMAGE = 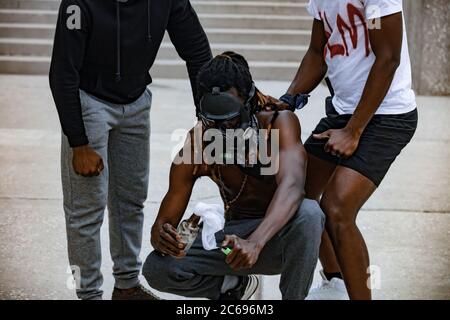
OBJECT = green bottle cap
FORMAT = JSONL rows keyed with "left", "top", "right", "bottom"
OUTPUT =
{"left": 221, "top": 247, "right": 232, "bottom": 255}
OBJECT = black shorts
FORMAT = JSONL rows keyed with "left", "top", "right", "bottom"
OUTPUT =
{"left": 304, "top": 106, "right": 418, "bottom": 187}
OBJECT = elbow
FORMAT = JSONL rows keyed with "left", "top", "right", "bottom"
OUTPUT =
{"left": 296, "top": 188, "right": 306, "bottom": 207}
{"left": 376, "top": 54, "right": 401, "bottom": 75}
{"left": 48, "top": 66, "right": 61, "bottom": 95}
{"left": 286, "top": 180, "right": 305, "bottom": 209}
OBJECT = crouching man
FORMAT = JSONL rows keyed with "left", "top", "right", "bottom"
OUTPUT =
{"left": 143, "top": 52, "right": 325, "bottom": 300}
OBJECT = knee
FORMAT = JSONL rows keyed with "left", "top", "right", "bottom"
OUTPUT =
{"left": 320, "top": 196, "right": 355, "bottom": 234}
{"left": 291, "top": 199, "right": 325, "bottom": 235}
{"left": 142, "top": 251, "right": 170, "bottom": 291}
{"left": 301, "top": 198, "right": 325, "bottom": 226}
{"left": 143, "top": 251, "right": 196, "bottom": 294}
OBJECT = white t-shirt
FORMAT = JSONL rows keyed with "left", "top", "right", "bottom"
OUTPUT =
{"left": 307, "top": 0, "right": 416, "bottom": 115}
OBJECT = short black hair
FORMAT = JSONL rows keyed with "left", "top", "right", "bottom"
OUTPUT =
{"left": 197, "top": 51, "right": 254, "bottom": 104}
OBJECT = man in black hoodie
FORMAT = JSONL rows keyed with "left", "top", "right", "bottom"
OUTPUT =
{"left": 49, "top": 0, "right": 211, "bottom": 300}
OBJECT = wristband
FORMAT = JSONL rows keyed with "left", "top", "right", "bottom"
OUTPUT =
{"left": 279, "top": 93, "right": 310, "bottom": 111}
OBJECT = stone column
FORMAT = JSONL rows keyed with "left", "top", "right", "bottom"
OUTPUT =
{"left": 403, "top": 0, "right": 450, "bottom": 96}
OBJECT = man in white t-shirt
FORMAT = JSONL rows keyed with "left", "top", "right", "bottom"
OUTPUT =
{"left": 279, "top": 0, "right": 418, "bottom": 299}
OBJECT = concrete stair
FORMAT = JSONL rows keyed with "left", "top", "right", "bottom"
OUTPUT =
{"left": 0, "top": 0, "right": 311, "bottom": 80}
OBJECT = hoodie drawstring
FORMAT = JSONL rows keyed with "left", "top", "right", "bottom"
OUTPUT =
{"left": 115, "top": 0, "right": 152, "bottom": 83}
{"left": 147, "top": 0, "right": 152, "bottom": 42}
{"left": 115, "top": 1, "right": 121, "bottom": 82}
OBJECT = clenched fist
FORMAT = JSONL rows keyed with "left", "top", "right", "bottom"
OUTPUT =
{"left": 72, "top": 145, "right": 104, "bottom": 177}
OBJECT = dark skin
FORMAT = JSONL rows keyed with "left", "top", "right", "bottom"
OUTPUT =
{"left": 288, "top": 14, "right": 404, "bottom": 299}
{"left": 151, "top": 90, "right": 307, "bottom": 271}
{"left": 72, "top": 145, "right": 104, "bottom": 177}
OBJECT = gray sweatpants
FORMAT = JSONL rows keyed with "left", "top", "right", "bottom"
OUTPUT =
{"left": 61, "top": 89, "right": 152, "bottom": 300}
{"left": 143, "top": 199, "right": 325, "bottom": 300}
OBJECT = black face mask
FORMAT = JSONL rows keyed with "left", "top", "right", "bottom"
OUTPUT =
{"left": 198, "top": 84, "right": 255, "bottom": 135}
{"left": 198, "top": 85, "right": 267, "bottom": 178}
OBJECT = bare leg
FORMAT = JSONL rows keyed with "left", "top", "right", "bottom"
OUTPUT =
{"left": 304, "top": 154, "right": 341, "bottom": 274}
{"left": 320, "top": 166, "right": 377, "bottom": 300}
{"left": 319, "top": 230, "right": 341, "bottom": 274}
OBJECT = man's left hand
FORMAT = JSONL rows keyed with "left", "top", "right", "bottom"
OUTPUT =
{"left": 313, "top": 126, "right": 362, "bottom": 159}
{"left": 222, "top": 235, "right": 262, "bottom": 271}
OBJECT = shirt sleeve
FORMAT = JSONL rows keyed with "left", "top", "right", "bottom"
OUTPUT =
{"left": 49, "top": 0, "right": 89, "bottom": 147}
{"left": 167, "top": 0, "right": 212, "bottom": 110}
{"left": 364, "top": 0, "right": 403, "bottom": 20}
{"left": 307, "top": 0, "right": 321, "bottom": 20}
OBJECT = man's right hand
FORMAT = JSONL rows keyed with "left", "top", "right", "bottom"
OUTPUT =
{"left": 151, "top": 222, "right": 186, "bottom": 258}
{"left": 72, "top": 145, "right": 104, "bottom": 177}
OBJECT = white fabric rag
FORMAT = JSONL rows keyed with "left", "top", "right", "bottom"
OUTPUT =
{"left": 194, "top": 202, "right": 225, "bottom": 250}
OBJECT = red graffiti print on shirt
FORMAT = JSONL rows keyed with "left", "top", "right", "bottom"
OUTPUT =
{"left": 321, "top": 11, "right": 346, "bottom": 58}
{"left": 320, "top": 3, "right": 371, "bottom": 59}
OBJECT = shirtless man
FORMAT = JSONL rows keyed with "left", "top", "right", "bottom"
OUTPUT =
{"left": 142, "top": 52, "right": 325, "bottom": 300}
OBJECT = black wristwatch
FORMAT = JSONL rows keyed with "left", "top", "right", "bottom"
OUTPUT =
{"left": 279, "top": 93, "right": 310, "bottom": 111}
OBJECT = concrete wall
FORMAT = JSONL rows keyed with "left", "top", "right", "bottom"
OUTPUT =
{"left": 403, "top": 0, "right": 450, "bottom": 96}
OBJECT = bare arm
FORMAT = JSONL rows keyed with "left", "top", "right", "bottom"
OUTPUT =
{"left": 314, "top": 13, "right": 404, "bottom": 158}
{"left": 151, "top": 153, "right": 198, "bottom": 257}
{"left": 248, "top": 112, "right": 307, "bottom": 246}
{"left": 223, "top": 112, "right": 307, "bottom": 270}
{"left": 287, "top": 19, "right": 328, "bottom": 95}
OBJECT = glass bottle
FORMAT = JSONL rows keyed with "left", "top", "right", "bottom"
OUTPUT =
{"left": 177, "top": 213, "right": 200, "bottom": 253}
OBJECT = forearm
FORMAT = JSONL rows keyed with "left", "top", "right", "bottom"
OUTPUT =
{"left": 153, "top": 196, "right": 185, "bottom": 230}
{"left": 184, "top": 34, "right": 212, "bottom": 106}
{"left": 347, "top": 57, "right": 399, "bottom": 135}
{"left": 153, "top": 163, "right": 196, "bottom": 232}
{"left": 248, "top": 156, "right": 306, "bottom": 247}
{"left": 168, "top": 0, "right": 212, "bottom": 106}
{"left": 49, "top": 0, "right": 89, "bottom": 147}
{"left": 248, "top": 182, "right": 305, "bottom": 248}
{"left": 287, "top": 48, "right": 327, "bottom": 95}
{"left": 50, "top": 76, "right": 88, "bottom": 147}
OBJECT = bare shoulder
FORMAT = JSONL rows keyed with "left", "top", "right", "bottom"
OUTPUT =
{"left": 172, "top": 125, "right": 210, "bottom": 178}
{"left": 273, "top": 110, "right": 301, "bottom": 128}
{"left": 257, "top": 110, "right": 300, "bottom": 127}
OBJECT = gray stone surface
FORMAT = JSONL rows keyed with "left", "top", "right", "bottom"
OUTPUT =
{"left": 0, "top": 75, "right": 449, "bottom": 300}
{"left": 404, "top": 0, "right": 450, "bottom": 95}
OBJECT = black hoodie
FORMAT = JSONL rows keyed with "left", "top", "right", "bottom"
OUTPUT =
{"left": 49, "top": 0, "right": 212, "bottom": 147}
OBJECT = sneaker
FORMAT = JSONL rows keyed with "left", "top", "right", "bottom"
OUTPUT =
{"left": 112, "top": 284, "right": 161, "bottom": 300}
{"left": 306, "top": 270, "right": 349, "bottom": 300}
{"left": 219, "top": 275, "right": 259, "bottom": 300}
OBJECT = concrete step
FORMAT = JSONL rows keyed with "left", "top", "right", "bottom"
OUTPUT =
{"left": 0, "top": 9, "right": 56, "bottom": 24}
{"left": 0, "top": 38, "right": 307, "bottom": 62}
{"left": 0, "top": 9, "right": 312, "bottom": 30}
{"left": 0, "top": 23, "right": 55, "bottom": 39}
{"left": 200, "top": 13, "right": 312, "bottom": 30}
{"left": 159, "top": 42, "right": 306, "bottom": 62}
{"left": 0, "top": 0, "right": 62, "bottom": 10}
{"left": 194, "top": 1, "right": 309, "bottom": 16}
{"left": 0, "top": 55, "right": 49, "bottom": 74}
{"left": 151, "top": 59, "right": 298, "bottom": 81}
{"left": 0, "top": 55, "right": 299, "bottom": 80}
{"left": 0, "top": 23, "right": 311, "bottom": 45}
{"left": 0, "top": 37, "right": 52, "bottom": 56}
{"left": 0, "top": 0, "right": 308, "bottom": 16}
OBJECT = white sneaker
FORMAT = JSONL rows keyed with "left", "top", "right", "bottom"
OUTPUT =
{"left": 306, "top": 270, "right": 349, "bottom": 300}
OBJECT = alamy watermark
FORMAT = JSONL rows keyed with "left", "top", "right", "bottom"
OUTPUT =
{"left": 66, "top": 5, "right": 81, "bottom": 30}
{"left": 171, "top": 123, "right": 280, "bottom": 176}
{"left": 66, "top": 265, "right": 81, "bottom": 290}
{"left": 367, "top": 265, "right": 382, "bottom": 290}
